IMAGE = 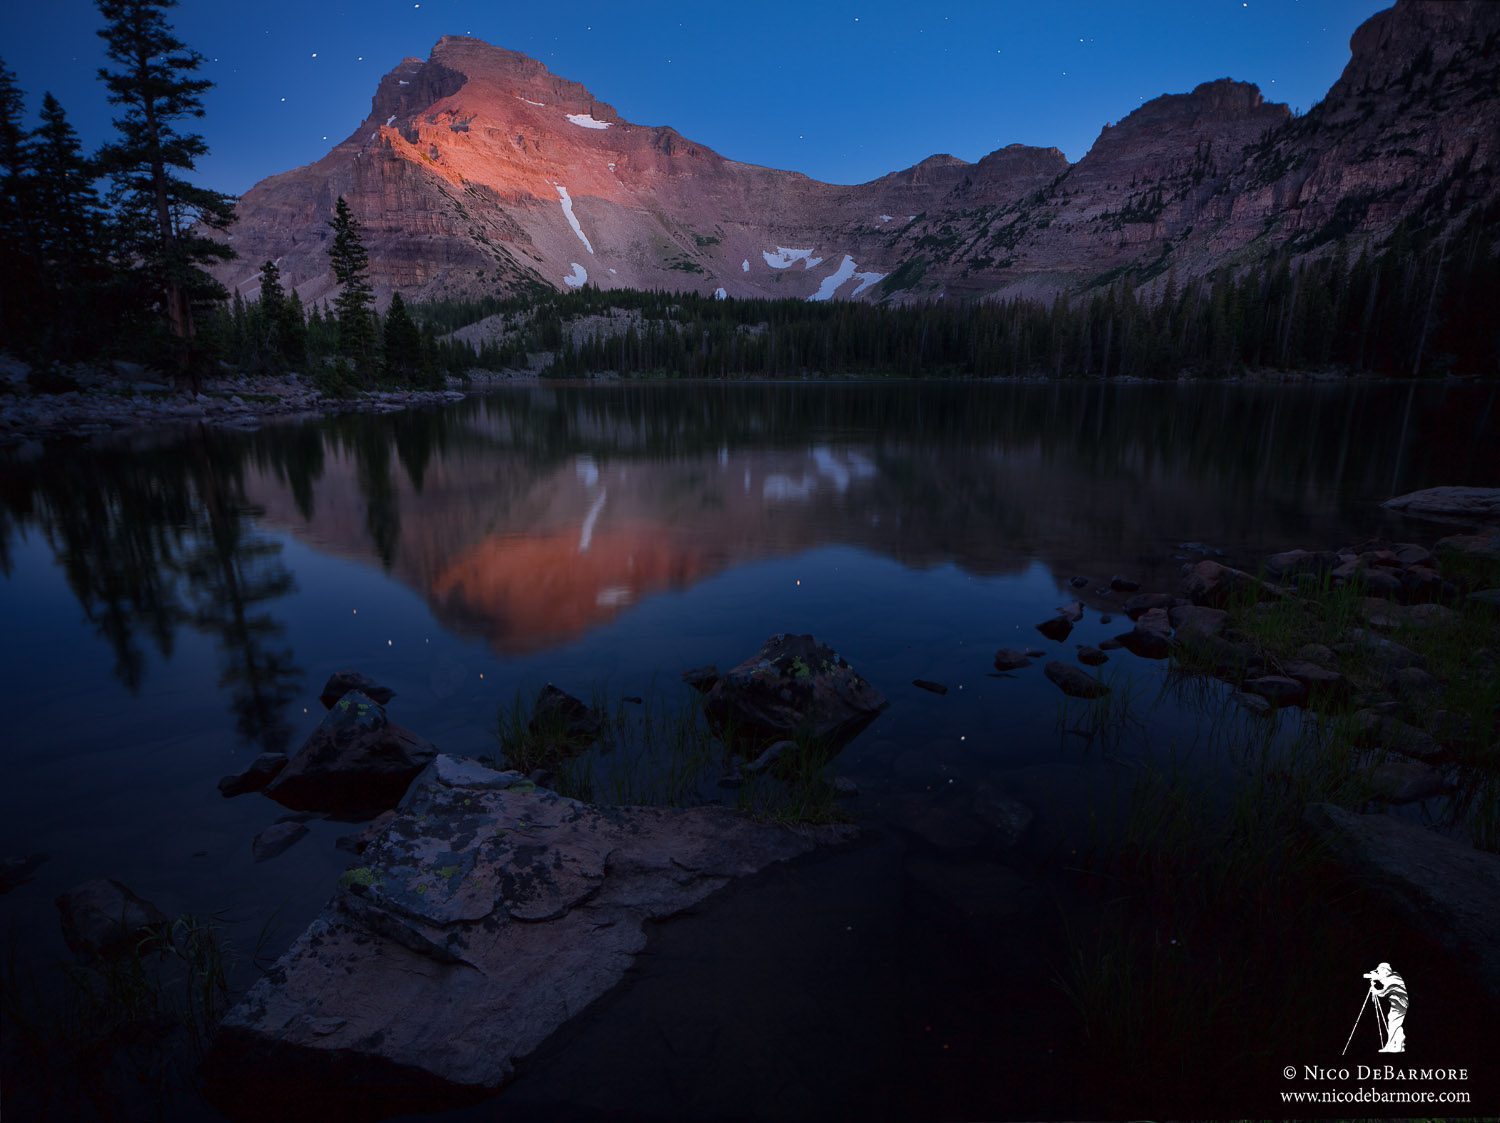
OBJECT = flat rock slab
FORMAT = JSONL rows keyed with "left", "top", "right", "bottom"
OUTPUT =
{"left": 1304, "top": 803, "right": 1500, "bottom": 1000}
{"left": 209, "top": 756, "right": 852, "bottom": 1114}
{"left": 1383, "top": 487, "right": 1500, "bottom": 523}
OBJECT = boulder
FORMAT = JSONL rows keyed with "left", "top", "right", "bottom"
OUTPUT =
{"left": 265, "top": 692, "right": 438, "bottom": 816}
{"left": 1266, "top": 549, "right": 1338, "bottom": 579}
{"left": 1076, "top": 645, "right": 1109, "bottom": 666}
{"left": 702, "top": 634, "right": 887, "bottom": 752}
{"left": 1357, "top": 760, "right": 1451, "bottom": 804}
{"left": 1114, "top": 609, "right": 1173, "bottom": 659}
{"left": 56, "top": 879, "right": 167, "bottom": 959}
{"left": 1056, "top": 600, "right": 1084, "bottom": 623}
{"left": 218, "top": 753, "right": 288, "bottom": 797}
{"left": 992, "top": 648, "right": 1032, "bottom": 672}
{"left": 1280, "top": 660, "right": 1347, "bottom": 701}
{"left": 206, "top": 757, "right": 852, "bottom": 1113}
{"left": 1168, "top": 604, "right": 1229, "bottom": 640}
{"left": 318, "top": 670, "right": 396, "bottom": 709}
{"left": 1183, "top": 560, "right": 1285, "bottom": 608}
{"left": 1034, "top": 616, "right": 1074, "bottom": 642}
{"left": 1350, "top": 709, "right": 1442, "bottom": 761}
{"left": 528, "top": 684, "right": 605, "bottom": 749}
{"left": 1043, "top": 661, "right": 1109, "bottom": 699}
{"left": 1123, "top": 592, "right": 1178, "bottom": 618}
{"left": 1303, "top": 803, "right": 1500, "bottom": 1000}
{"left": 252, "top": 822, "right": 309, "bottom": 863}
{"left": 1382, "top": 487, "right": 1500, "bottom": 522}
{"left": 1242, "top": 675, "right": 1307, "bottom": 707}
{"left": 1109, "top": 575, "right": 1140, "bottom": 592}
{"left": 1436, "top": 530, "right": 1500, "bottom": 564}
{"left": 1341, "top": 628, "right": 1424, "bottom": 669}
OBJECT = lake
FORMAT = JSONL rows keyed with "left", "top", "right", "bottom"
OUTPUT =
{"left": 2, "top": 379, "right": 1497, "bottom": 1119}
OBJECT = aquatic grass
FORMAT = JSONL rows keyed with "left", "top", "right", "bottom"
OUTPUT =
{"left": 1052, "top": 666, "right": 1145, "bottom": 754}
{"left": 1, "top": 909, "right": 246, "bottom": 1118}
{"left": 734, "top": 734, "right": 850, "bottom": 826}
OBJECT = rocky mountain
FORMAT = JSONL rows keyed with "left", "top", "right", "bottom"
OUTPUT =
{"left": 218, "top": 0, "right": 1500, "bottom": 307}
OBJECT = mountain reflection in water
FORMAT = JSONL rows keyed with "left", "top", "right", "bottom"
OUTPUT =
{"left": 1, "top": 380, "right": 1496, "bottom": 750}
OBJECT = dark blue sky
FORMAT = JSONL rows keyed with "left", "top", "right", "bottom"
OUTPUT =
{"left": 2, "top": 0, "right": 1389, "bottom": 196}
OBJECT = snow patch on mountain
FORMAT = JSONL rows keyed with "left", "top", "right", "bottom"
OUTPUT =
{"left": 555, "top": 185, "right": 594, "bottom": 254}
{"left": 713, "top": 287, "right": 727, "bottom": 300}
{"left": 762, "top": 247, "right": 817, "bottom": 270}
{"left": 566, "top": 113, "right": 611, "bottom": 130}
{"left": 851, "top": 268, "right": 886, "bottom": 297}
{"left": 385, "top": 115, "right": 397, "bottom": 127}
{"left": 741, "top": 259, "right": 749, "bottom": 273}
{"left": 563, "top": 263, "right": 588, "bottom": 288}
{"left": 808, "top": 255, "right": 859, "bottom": 301}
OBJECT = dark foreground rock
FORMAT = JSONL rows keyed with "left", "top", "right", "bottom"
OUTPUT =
{"left": 265, "top": 691, "right": 437, "bottom": 816}
{"left": 528, "top": 683, "right": 605, "bottom": 749}
{"left": 703, "top": 634, "right": 887, "bottom": 752}
{"left": 56, "top": 879, "right": 167, "bottom": 959}
{"left": 206, "top": 755, "right": 852, "bottom": 1116}
{"left": 1304, "top": 803, "right": 1500, "bottom": 1000}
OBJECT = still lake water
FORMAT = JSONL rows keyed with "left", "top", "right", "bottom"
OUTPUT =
{"left": 1, "top": 380, "right": 1497, "bottom": 1119}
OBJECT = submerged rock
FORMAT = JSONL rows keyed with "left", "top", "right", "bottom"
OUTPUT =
{"left": 218, "top": 753, "right": 288, "bottom": 798}
{"left": 318, "top": 670, "right": 396, "bottom": 709}
{"left": 56, "top": 879, "right": 167, "bottom": 959}
{"left": 703, "top": 633, "right": 887, "bottom": 752}
{"left": 1304, "top": 802, "right": 1500, "bottom": 1000}
{"left": 252, "top": 822, "right": 309, "bottom": 863}
{"left": 1034, "top": 616, "right": 1074, "bottom": 642}
{"left": 0, "top": 854, "right": 47, "bottom": 895}
{"left": 681, "top": 664, "right": 720, "bottom": 693}
{"left": 912, "top": 678, "right": 948, "bottom": 695}
{"left": 1043, "top": 661, "right": 1109, "bottom": 699}
{"left": 1076, "top": 645, "right": 1109, "bottom": 666}
{"left": 265, "top": 691, "right": 438, "bottom": 816}
{"left": 207, "top": 756, "right": 852, "bottom": 1113}
{"left": 992, "top": 648, "right": 1032, "bottom": 672}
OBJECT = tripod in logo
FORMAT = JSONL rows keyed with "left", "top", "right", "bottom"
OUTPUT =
{"left": 1342, "top": 962, "right": 1408, "bottom": 1054}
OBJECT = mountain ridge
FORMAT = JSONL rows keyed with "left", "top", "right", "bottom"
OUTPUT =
{"left": 216, "top": 0, "right": 1500, "bottom": 307}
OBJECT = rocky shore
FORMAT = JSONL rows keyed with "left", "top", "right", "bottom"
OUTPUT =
{"left": 0, "top": 361, "right": 473, "bottom": 446}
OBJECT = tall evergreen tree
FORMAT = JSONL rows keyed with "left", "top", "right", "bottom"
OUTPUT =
{"left": 327, "top": 196, "right": 375, "bottom": 377}
{"left": 0, "top": 59, "right": 34, "bottom": 346}
{"left": 29, "top": 94, "right": 106, "bottom": 357}
{"left": 94, "top": 0, "right": 236, "bottom": 377}
{"left": 382, "top": 290, "right": 423, "bottom": 385}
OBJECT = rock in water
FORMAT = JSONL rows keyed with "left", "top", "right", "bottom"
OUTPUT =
{"left": 527, "top": 684, "right": 605, "bottom": 749}
{"left": 1382, "top": 487, "right": 1500, "bottom": 522}
{"left": 206, "top": 756, "right": 853, "bottom": 1115}
{"left": 265, "top": 691, "right": 437, "bottom": 816}
{"left": 703, "top": 633, "right": 887, "bottom": 752}
{"left": 318, "top": 670, "right": 396, "bottom": 709}
{"left": 1076, "top": 645, "right": 1109, "bottom": 666}
{"left": 1035, "top": 616, "right": 1074, "bottom": 642}
{"left": 680, "top": 664, "right": 720, "bottom": 693}
{"left": 1304, "top": 803, "right": 1500, "bottom": 1001}
{"left": 992, "top": 648, "right": 1032, "bottom": 672}
{"left": 252, "top": 822, "right": 309, "bottom": 863}
{"left": 218, "top": 753, "right": 288, "bottom": 797}
{"left": 56, "top": 879, "right": 167, "bottom": 959}
{"left": 1044, "top": 661, "right": 1110, "bottom": 699}
{"left": 1183, "top": 560, "right": 1285, "bottom": 608}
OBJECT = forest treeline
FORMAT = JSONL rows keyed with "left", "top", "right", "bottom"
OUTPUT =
{"left": 0, "top": 2, "right": 1497, "bottom": 389}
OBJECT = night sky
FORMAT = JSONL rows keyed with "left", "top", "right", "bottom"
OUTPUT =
{"left": 1, "top": 0, "right": 1389, "bottom": 197}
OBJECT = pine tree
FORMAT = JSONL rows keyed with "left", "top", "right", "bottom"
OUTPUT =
{"left": 382, "top": 291, "right": 423, "bottom": 385}
{"left": 29, "top": 94, "right": 108, "bottom": 357}
{"left": 94, "top": 0, "right": 236, "bottom": 379}
{"left": 0, "top": 59, "right": 35, "bottom": 346}
{"left": 256, "top": 259, "right": 286, "bottom": 369}
{"left": 327, "top": 196, "right": 375, "bottom": 378}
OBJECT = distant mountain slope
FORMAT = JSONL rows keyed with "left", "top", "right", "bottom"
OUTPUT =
{"left": 217, "top": 0, "right": 1500, "bottom": 306}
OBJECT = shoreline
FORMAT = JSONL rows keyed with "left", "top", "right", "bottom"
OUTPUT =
{"left": 2, "top": 361, "right": 1494, "bottom": 447}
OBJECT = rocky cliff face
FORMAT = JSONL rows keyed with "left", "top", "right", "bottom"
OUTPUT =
{"left": 218, "top": 0, "right": 1500, "bottom": 306}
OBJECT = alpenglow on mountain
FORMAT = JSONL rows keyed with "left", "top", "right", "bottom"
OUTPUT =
{"left": 218, "top": 0, "right": 1500, "bottom": 306}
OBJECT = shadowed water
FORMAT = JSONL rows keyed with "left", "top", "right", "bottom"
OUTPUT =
{"left": 1, "top": 380, "right": 1497, "bottom": 1119}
